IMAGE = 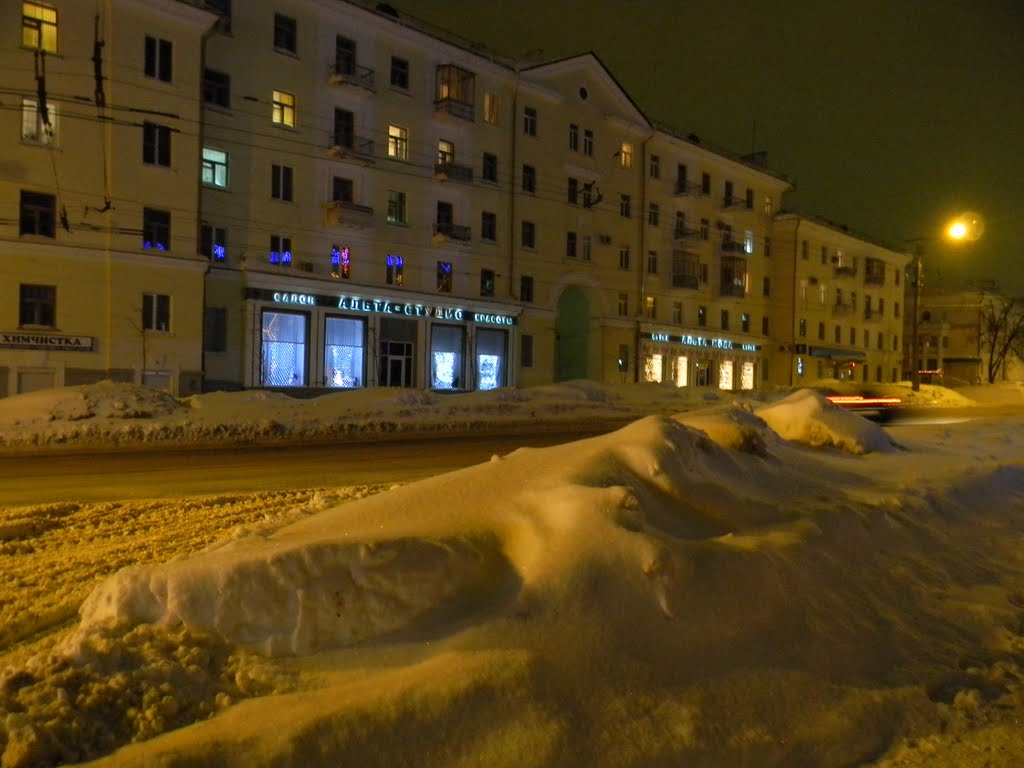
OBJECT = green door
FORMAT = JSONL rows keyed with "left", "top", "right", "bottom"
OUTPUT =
{"left": 556, "top": 286, "right": 590, "bottom": 381}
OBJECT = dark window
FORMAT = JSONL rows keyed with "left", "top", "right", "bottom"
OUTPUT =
{"left": 701, "top": 172, "right": 711, "bottom": 195}
{"left": 523, "top": 106, "right": 537, "bottom": 136}
{"left": 271, "top": 164, "right": 293, "bottom": 201}
{"left": 390, "top": 56, "right": 409, "bottom": 89}
{"left": 566, "top": 231, "right": 577, "bottom": 259}
{"left": 568, "top": 123, "right": 578, "bottom": 151}
{"left": 520, "top": 334, "right": 534, "bottom": 367}
{"left": 568, "top": 177, "right": 579, "bottom": 204}
{"left": 144, "top": 36, "right": 172, "bottom": 82}
{"left": 335, "top": 35, "right": 355, "bottom": 74}
{"left": 19, "top": 284, "right": 55, "bottom": 327}
{"left": 745, "top": 187, "right": 754, "bottom": 209}
{"left": 522, "top": 164, "right": 535, "bottom": 193}
{"left": 333, "top": 108, "right": 354, "bottom": 148}
{"left": 697, "top": 305, "right": 707, "bottom": 327}
{"left": 142, "top": 208, "right": 171, "bottom": 250}
{"left": 204, "top": 306, "right": 227, "bottom": 352}
{"left": 203, "top": 69, "right": 230, "bottom": 107}
{"left": 332, "top": 176, "right": 353, "bottom": 203}
{"left": 482, "top": 152, "right": 497, "bottom": 182}
{"left": 274, "top": 13, "right": 297, "bottom": 53}
{"left": 480, "top": 269, "right": 495, "bottom": 297}
{"left": 142, "top": 292, "right": 171, "bottom": 331}
{"left": 142, "top": 122, "right": 171, "bottom": 166}
{"left": 481, "top": 211, "right": 496, "bottom": 241}
{"left": 19, "top": 190, "right": 55, "bottom": 237}
{"left": 762, "top": 316, "right": 769, "bottom": 335}
{"left": 520, "top": 275, "right": 534, "bottom": 302}
{"left": 521, "top": 220, "right": 535, "bottom": 249}
{"left": 200, "top": 224, "right": 227, "bottom": 261}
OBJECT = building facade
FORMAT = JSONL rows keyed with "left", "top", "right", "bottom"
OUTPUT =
{"left": 1, "top": 0, "right": 914, "bottom": 399}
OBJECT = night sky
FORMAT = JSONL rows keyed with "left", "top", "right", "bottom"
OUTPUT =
{"left": 393, "top": 0, "right": 1024, "bottom": 294}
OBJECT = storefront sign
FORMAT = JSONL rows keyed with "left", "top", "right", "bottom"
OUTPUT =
{"left": 257, "top": 288, "right": 516, "bottom": 325}
{"left": 642, "top": 331, "right": 760, "bottom": 352}
{"left": 0, "top": 332, "right": 94, "bottom": 352}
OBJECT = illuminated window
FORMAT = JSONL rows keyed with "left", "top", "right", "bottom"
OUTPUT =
{"left": 386, "top": 254, "right": 404, "bottom": 285}
{"left": 269, "top": 234, "right": 292, "bottom": 266}
{"left": 436, "top": 261, "right": 452, "bottom": 293}
{"left": 744, "top": 230, "right": 754, "bottom": 254}
{"left": 387, "top": 124, "right": 408, "bottom": 159}
{"left": 645, "top": 295, "right": 656, "bottom": 319}
{"left": 331, "top": 246, "right": 350, "bottom": 279}
{"left": 261, "top": 310, "right": 305, "bottom": 387}
{"left": 437, "top": 139, "right": 454, "bottom": 166}
{"left": 142, "top": 208, "right": 170, "bottom": 250}
{"left": 142, "top": 293, "right": 171, "bottom": 332}
{"left": 22, "top": 2, "right": 57, "bottom": 52}
{"left": 675, "top": 356, "right": 688, "bottom": 387}
{"left": 325, "top": 316, "right": 365, "bottom": 388}
{"left": 200, "top": 224, "right": 227, "bottom": 261}
{"left": 483, "top": 91, "right": 498, "bottom": 124}
{"left": 202, "top": 148, "right": 228, "bottom": 188}
{"left": 144, "top": 36, "right": 172, "bottom": 82}
{"left": 21, "top": 97, "right": 56, "bottom": 144}
{"left": 619, "top": 142, "right": 633, "bottom": 169}
{"left": 272, "top": 90, "right": 295, "bottom": 127}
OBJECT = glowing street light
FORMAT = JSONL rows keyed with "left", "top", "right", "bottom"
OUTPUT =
{"left": 909, "top": 211, "right": 984, "bottom": 391}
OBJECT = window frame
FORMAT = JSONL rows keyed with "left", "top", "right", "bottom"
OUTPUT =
{"left": 273, "top": 13, "right": 297, "bottom": 54}
{"left": 19, "top": 283, "right": 56, "bottom": 327}
{"left": 22, "top": 1, "right": 58, "bottom": 53}
{"left": 142, "top": 207, "right": 171, "bottom": 250}
{"left": 144, "top": 35, "right": 173, "bottom": 83}
{"left": 271, "top": 163, "right": 294, "bottom": 201}
{"left": 390, "top": 56, "right": 409, "bottom": 89}
{"left": 203, "top": 69, "right": 230, "bottom": 108}
{"left": 387, "top": 124, "right": 409, "bottom": 159}
{"left": 271, "top": 89, "right": 295, "bottom": 127}
{"left": 142, "top": 292, "right": 171, "bottom": 332}
{"left": 142, "top": 122, "right": 171, "bottom": 167}
{"left": 202, "top": 147, "right": 229, "bottom": 188}
{"left": 19, "top": 190, "right": 56, "bottom": 237}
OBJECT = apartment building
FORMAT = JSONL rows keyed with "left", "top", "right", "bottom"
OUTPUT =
{"left": 771, "top": 214, "right": 910, "bottom": 386}
{"left": 1, "top": 0, "right": 914, "bottom": 399}
{"left": 0, "top": 0, "right": 214, "bottom": 398}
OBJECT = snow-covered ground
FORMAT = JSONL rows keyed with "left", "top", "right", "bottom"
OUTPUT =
{"left": 2, "top": 379, "right": 1024, "bottom": 767}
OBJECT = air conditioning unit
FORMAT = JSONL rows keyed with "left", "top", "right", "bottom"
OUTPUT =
{"left": 598, "top": 234, "right": 612, "bottom": 245}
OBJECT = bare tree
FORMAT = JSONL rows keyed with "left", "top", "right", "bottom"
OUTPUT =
{"left": 980, "top": 295, "right": 1024, "bottom": 383}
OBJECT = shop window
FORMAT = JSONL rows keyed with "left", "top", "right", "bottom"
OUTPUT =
{"left": 261, "top": 310, "right": 306, "bottom": 386}
{"left": 142, "top": 292, "right": 170, "bottom": 332}
{"left": 644, "top": 354, "right": 663, "bottom": 383}
{"left": 142, "top": 207, "right": 170, "bottom": 250}
{"left": 19, "top": 283, "right": 55, "bottom": 327}
{"left": 144, "top": 36, "right": 172, "bottom": 82}
{"left": 430, "top": 324, "right": 465, "bottom": 390}
{"left": 740, "top": 361, "right": 755, "bottom": 390}
{"left": 476, "top": 328, "right": 507, "bottom": 390}
{"left": 324, "top": 316, "right": 365, "bottom": 387}
{"left": 675, "top": 356, "right": 688, "bottom": 387}
{"left": 719, "top": 360, "right": 734, "bottom": 390}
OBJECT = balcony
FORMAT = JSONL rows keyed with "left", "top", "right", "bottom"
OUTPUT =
{"left": 435, "top": 64, "right": 476, "bottom": 123}
{"left": 323, "top": 200, "right": 374, "bottom": 228}
{"left": 719, "top": 281, "right": 746, "bottom": 297}
{"left": 673, "top": 226, "right": 700, "bottom": 241}
{"left": 324, "top": 136, "right": 375, "bottom": 160}
{"left": 833, "top": 264, "right": 858, "bottom": 279}
{"left": 673, "top": 180, "right": 702, "bottom": 196}
{"left": 433, "top": 222, "right": 472, "bottom": 243}
{"left": 327, "top": 63, "right": 376, "bottom": 92}
{"left": 721, "top": 194, "right": 745, "bottom": 209}
{"left": 434, "top": 162, "right": 474, "bottom": 184}
{"left": 832, "top": 302, "right": 855, "bottom": 317}
{"left": 434, "top": 97, "right": 474, "bottom": 122}
{"left": 720, "top": 239, "right": 746, "bottom": 253}
{"left": 672, "top": 274, "right": 699, "bottom": 289}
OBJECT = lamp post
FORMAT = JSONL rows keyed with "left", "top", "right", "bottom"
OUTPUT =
{"left": 907, "top": 212, "right": 984, "bottom": 392}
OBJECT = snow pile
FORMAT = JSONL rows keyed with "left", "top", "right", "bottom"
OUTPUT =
{"left": 754, "top": 388, "right": 900, "bottom": 454}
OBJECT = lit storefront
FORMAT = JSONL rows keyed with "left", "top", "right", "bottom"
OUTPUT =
{"left": 641, "top": 330, "right": 762, "bottom": 391}
{"left": 247, "top": 288, "right": 517, "bottom": 391}
{"left": 792, "top": 344, "right": 865, "bottom": 382}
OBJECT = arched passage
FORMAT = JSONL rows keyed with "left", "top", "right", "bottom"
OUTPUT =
{"left": 556, "top": 286, "right": 591, "bottom": 381}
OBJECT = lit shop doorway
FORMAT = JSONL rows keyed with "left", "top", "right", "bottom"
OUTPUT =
{"left": 261, "top": 310, "right": 307, "bottom": 387}
{"left": 379, "top": 317, "right": 415, "bottom": 388}
{"left": 556, "top": 286, "right": 590, "bottom": 381}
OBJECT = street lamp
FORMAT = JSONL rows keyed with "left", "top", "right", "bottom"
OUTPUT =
{"left": 908, "top": 212, "right": 984, "bottom": 391}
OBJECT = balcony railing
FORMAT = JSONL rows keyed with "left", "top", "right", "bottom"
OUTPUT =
{"left": 673, "top": 180, "right": 702, "bottom": 196}
{"left": 434, "top": 222, "right": 472, "bottom": 242}
{"left": 833, "top": 265, "right": 858, "bottom": 278}
{"left": 327, "top": 63, "right": 376, "bottom": 92}
{"left": 719, "top": 282, "right": 746, "bottom": 297}
{"left": 672, "top": 274, "right": 699, "bottom": 289}
{"left": 720, "top": 239, "right": 746, "bottom": 253}
{"left": 721, "top": 195, "right": 745, "bottom": 209}
{"left": 833, "top": 302, "right": 855, "bottom": 316}
{"left": 323, "top": 200, "right": 374, "bottom": 227}
{"left": 435, "top": 97, "right": 474, "bottom": 122}
{"left": 434, "top": 162, "right": 474, "bottom": 183}
{"left": 325, "top": 136, "right": 375, "bottom": 159}
{"left": 673, "top": 226, "right": 700, "bottom": 240}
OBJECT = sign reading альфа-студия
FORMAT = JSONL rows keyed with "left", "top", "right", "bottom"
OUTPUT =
{"left": 250, "top": 288, "right": 517, "bottom": 326}
{"left": 0, "top": 332, "right": 95, "bottom": 352}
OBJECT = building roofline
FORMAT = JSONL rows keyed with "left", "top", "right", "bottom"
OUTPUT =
{"left": 775, "top": 210, "right": 905, "bottom": 255}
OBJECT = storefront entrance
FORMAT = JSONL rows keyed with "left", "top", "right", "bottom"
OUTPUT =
{"left": 556, "top": 286, "right": 590, "bottom": 381}
{"left": 379, "top": 317, "right": 416, "bottom": 388}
